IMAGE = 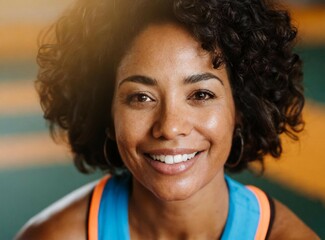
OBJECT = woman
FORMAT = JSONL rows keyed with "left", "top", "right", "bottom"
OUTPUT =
{"left": 16, "top": 0, "right": 319, "bottom": 239}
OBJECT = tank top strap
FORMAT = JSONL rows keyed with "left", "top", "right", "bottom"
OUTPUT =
{"left": 88, "top": 175, "right": 110, "bottom": 240}
{"left": 246, "top": 185, "right": 272, "bottom": 240}
{"left": 221, "top": 176, "right": 271, "bottom": 240}
{"left": 88, "top": 175, "right": 130, "bottom": 240}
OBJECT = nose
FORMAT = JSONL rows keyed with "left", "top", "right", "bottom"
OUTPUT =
{"left": 152, "top": 103, "right": 192, "bottom": 140}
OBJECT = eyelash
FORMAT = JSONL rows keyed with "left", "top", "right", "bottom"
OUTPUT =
{"left": 126, "top": 92, "right": 155, "bottom": 104}
{"left": 188, "top": 89, "right": 216, "bottom": 102}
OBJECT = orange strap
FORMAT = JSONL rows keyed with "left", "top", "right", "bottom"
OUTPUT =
{"left": 88, "top": 175, "right": 110, "bottom": 240}
{"left": 246, "top": 186, "right": 271, "bottom": 240}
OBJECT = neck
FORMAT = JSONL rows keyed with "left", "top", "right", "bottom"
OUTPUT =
{"left": 129, "top": 172, "right": 229, "bottom": 240}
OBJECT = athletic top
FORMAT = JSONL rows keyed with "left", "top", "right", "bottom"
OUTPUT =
{"left": 88, "top": 174, "right": 274, "bottom": 240}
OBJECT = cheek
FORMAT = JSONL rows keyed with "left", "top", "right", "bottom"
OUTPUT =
{"left": 197, "top": 105, "right": 235, "bottom": 159}
{"left": 201, "top": 106, "right": 235, "bottom": 135}
{"left": 113, "top": 111, "right": 140, "bottom": 169}
{"left": 114, "top": 111, "right": 136, "bottom": 146}
{"left": 113, "top": 109, "right": 151, "bottom": 152}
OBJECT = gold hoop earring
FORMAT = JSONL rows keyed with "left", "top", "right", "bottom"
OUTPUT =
{"left": 226, "top": 128, "right": 244, "bottom": 168}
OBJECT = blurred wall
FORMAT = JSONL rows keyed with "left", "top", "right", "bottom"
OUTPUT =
{"left": 0, "top": 0, "right": 75, "bottom": 168}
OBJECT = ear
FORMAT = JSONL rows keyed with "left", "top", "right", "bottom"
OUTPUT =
{"left": 106, "top": 128, "right": 116, "bottom": 141}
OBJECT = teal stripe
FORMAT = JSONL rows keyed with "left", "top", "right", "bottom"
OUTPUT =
{"left": 298, "top": 46, "right": 325, "bottom": 104}
{"left": 0, "top": 60, "right": 37, "bottom": 83}
{"left": 0, "top": 112, "right": 48, "bottom": 136}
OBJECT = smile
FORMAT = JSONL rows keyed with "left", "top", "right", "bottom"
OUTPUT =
{"left": 148, "top": 152, "right": 198, "bottom": 164}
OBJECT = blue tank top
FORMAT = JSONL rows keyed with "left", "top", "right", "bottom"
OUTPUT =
{"left": 88, "top": 175, "right": 272, "bottom": 240}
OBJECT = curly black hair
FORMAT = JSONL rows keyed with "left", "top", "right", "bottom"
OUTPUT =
{"left": 36, "top": 0, "right": 304, "bottom": 174}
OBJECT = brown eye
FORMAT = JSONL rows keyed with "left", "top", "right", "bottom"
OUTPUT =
{"left": 190, "top": 90, "right": 216, "bottom": 101}
{"left": 127, "top": 92, "right": 155, "bottom": 104}
{"left": 136, "top": 94, "right": 152, "bottom": 102}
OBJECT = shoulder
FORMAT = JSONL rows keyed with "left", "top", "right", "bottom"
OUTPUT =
{"left": 268, "top": 199, "right": 320, "bottom": 240}
{"left": 15, "top": 181, "right": 97, "bottom": 240}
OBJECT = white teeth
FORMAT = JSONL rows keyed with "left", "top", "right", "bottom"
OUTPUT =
{"left": 149, "top": 152, "right": 197, "bottom": 164}
{"left": 165, "top": 156, "right": 173, "bottom": 164}
{"left": 174, "top": 155, "right": 182, "bottom": 163}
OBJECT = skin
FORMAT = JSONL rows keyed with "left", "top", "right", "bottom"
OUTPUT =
{"left": 113, "top": 23, "right": 234, "bottom": 239}
{"left": 15, "top": 23, "right": 319, "bottom": 240}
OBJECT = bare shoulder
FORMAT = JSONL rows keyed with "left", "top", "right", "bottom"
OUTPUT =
{"left": 15, "top": 180, "right": 97, "bottom": 240}
{"left": 268, "top": 199, "right": 320, "bottom": 240}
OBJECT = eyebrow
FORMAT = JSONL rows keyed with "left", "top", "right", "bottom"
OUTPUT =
{"left": 184, "top": 73, "right": 224, "bottom": 85}
{"left": 118, "top": 75, "right": 157, "bottom": 87}
{"left": 118, "top": 72, "right": 223, "bottom": 87}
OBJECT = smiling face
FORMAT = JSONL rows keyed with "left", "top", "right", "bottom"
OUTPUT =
{"left": 112, "top": 23, "right": 236, "bottom": 201}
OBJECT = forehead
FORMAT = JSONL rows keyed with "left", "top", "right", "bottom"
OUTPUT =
{"left": 116, "top": 23, "right": 216, "bottom": 81}
{"left": 131, "top": 23, "right": 201, "bottom": 52}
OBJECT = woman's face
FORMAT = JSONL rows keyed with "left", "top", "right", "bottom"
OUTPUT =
{"left": 112, "top": 23, "right": 235, "bottom": 201}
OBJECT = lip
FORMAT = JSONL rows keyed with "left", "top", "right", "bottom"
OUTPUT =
{"left": 143, "top": 150, "right": 202, "bottom": 175}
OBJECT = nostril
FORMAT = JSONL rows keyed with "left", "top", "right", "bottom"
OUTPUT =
{"left": 151, "top": 109, "right": 193, "bottom": 139}
{"left": 152, "top": 124, "right": 185, "bottom": 140}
